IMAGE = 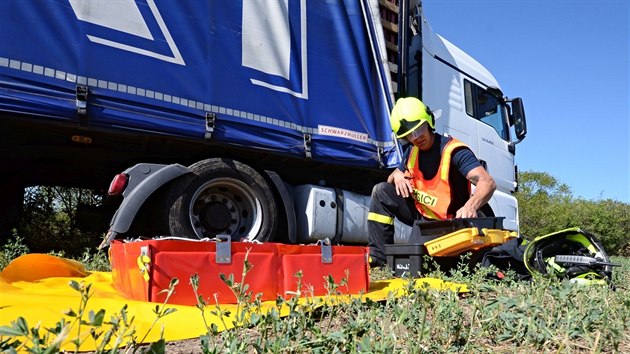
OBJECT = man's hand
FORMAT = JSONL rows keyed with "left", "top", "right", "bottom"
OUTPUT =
{"left": 455, "top": 204, "right": 478, "bottom": 218}
{"left": 387, "top": 169, "right": 414, "bottom": 198}
{"left": 455, "top": 166, "right": 496, "bottom": 218}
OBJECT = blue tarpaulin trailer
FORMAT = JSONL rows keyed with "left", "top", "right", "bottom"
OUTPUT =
{"left": 0, "top": 0, "right": 398, "bottom": 169}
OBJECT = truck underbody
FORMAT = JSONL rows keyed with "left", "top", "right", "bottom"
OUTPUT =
{"left": 0, "top": 111, "right": 390, "bottom": 241}
{"left": 1, "top": 113, "right": 388, "bottom": 193}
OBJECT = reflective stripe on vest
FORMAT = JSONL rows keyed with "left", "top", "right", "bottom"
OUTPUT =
{"left": 406, "top": 138, "right": 469, "bottom": 220}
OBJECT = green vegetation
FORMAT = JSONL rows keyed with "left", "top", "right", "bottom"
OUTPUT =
{"left": 14, "top": 186, "right": 106, "bottom": 257}
{"left": 0, "top": 233, "right": 110, "bottom": 272}
{"left": 516, "top": 171, "right": 630, "bottom": 256}
{"left": 191, "top": 261, "right": 630, "bottom": 353}
{"left": 0, "top": 233, "right": 29, "bottom": 270}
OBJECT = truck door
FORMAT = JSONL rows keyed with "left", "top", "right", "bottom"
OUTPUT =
{"left": 462, "top": 79, "right": 516, "bottom": 195}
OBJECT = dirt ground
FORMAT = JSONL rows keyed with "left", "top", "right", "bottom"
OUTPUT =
{"left": 164, "top": 338, "right": 205, "bottom": 353}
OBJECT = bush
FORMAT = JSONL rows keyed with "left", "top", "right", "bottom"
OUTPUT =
{"left": 0, "top": 232, "right": 29, "bottom": 269}
{"left": 516, "top": 171, "right": 630, "bottom": 256}
{"left": 15, "top": 186, "right": 104, "bottom": 257}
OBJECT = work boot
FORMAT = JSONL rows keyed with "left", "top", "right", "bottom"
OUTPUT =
{"left": 369, "top": 255, "right": 386, "bottom": 269}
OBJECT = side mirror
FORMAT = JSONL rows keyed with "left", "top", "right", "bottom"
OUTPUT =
{"left": 510, "top": 97, "right": 527, "bottom": 142}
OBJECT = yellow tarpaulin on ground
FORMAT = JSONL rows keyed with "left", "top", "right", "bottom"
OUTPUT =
{"left": 0, "top": 254, "right": 467, "bottom": 352}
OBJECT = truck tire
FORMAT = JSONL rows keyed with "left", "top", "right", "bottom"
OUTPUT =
{"left": 164, "top": 158, "right": 278, "bottom": 242}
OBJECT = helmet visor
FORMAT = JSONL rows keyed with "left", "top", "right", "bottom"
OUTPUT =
{"left": 404, "top": 122, "right": 428, "bottom": 142}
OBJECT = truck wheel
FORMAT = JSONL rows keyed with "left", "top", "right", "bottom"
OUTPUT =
{"left": 164, "top": 158, "right": 278, "bottom": 242}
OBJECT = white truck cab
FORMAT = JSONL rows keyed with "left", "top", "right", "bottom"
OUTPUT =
{"left": 402, "top": 4, "right": 527, "bottom": 232}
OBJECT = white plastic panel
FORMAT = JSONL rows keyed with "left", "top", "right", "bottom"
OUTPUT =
{"left": 293, "top": 185, "right": 337, "bottom": 242}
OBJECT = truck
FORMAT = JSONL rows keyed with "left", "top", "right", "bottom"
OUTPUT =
{"left": 0, "top": 0, "right": 526, "bottom": 245}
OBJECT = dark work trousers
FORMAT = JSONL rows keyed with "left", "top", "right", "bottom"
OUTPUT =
{"left": 367, "top": 182, "right": 421, "bottom": 265}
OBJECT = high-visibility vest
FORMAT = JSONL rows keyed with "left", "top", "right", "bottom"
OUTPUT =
{"left": 406, "top": 137, "right": 470, "bottom": 220}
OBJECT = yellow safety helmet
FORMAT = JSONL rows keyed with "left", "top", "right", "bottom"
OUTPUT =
{"left": 389, "top": 97, "right": 434, "bottom": 138}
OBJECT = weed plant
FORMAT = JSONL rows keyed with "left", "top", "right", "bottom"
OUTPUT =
{"left": 0, "top": 233, "right": 30, "bottom": 269}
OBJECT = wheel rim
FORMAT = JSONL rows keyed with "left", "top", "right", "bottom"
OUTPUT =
{"left": 187, "top": 177, "right": 263, "bottom": 241}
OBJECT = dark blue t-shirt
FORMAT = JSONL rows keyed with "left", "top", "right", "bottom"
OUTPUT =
{"left": 397, "top": 134, "right": 481, "bottom": 215}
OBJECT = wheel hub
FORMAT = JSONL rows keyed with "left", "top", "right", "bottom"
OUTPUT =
{"left": 199, "top": 201, "right": 232, "bottom": 233}
{"left": 188, "top": 177, "right": 263, "bottom": 240}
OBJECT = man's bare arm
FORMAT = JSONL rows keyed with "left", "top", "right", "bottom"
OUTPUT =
{"left": 455, "top": 166, "right": 496, "bottom": 218}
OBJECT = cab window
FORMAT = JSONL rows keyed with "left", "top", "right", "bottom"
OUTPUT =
{"left": 464, "top": 79, "right": 509, "bottom": 141}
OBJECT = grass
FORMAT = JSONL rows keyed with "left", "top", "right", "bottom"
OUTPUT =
{"left": 189, "top": 257, "right": 629, "bottom": 353}
{"left": 1, "top": 234, "right": 629, "bottom": 353}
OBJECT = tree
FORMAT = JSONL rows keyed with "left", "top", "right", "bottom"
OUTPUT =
{"left": 18, "top": 186, "right": 104, "bottom": 256}
{"left": 516, "top": 171, "right": 630, "bottom": 256}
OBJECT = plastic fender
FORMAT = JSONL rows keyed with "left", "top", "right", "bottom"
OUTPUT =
{"left": 109, "top": 163, "right": 191, "bottom": 234}
{"left": 264, "top": 170, "right": 297, "bottom": 243}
